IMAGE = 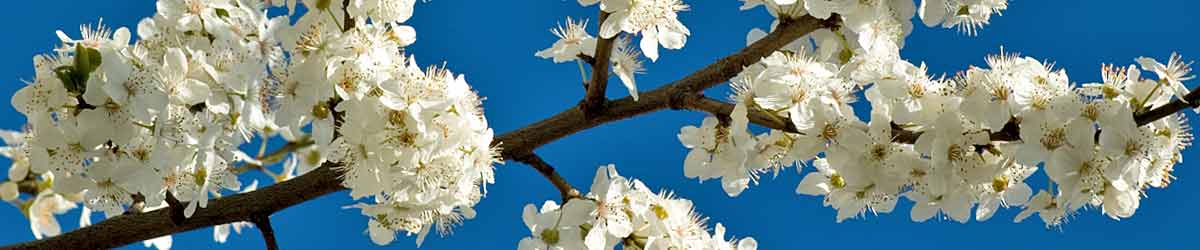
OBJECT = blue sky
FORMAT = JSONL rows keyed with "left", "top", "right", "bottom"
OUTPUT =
{"left": 2, "top": 0, "right": 1199, "bottom": 249}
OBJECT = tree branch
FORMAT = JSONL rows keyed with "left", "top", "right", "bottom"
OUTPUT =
{"left": 581, "top": 11, "right": 615, "bottom": 117}
{"left": 342, "top": 0, "right": 355, "bottom": 32}
{"left": 497, "top": 15, "right": 835, "bottom": 158}
{"left": 674, "top": 15, "right": 840, "bottom": 93}
{"left": 250, "top": 214, "right": 279, "bottom": 250}
{"left": 5, "top": 163, "right": 345, "bottom": 249}
{"left": 163, "top": 191, "right": 188, "bottom": 225}
{"left": 5, "top": 14, "right": 835, "bottom": 249}
{"left": 14, "top": 177, "right": 38, "bottom": 196}
{"left": 1136, "top": 83, "right": 1200, "bottom": 126}
{"left": 676, "top": 94, "right": 797, "bottom": 132}
{"left": 674, "top": 95, "right": 933, "bottom": 144}
{"left": 512, "top": 153, "right": 580, "bottom": 201}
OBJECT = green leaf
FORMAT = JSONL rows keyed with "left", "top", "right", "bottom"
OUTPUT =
{"left": 56, "top": 44, "right": 105, "bottom": 96}
{"left": 839, "top": 47, "right": 854, "bottom": 65}
{"left": 54, "top": 66, "right": 82, "bottom": 95}
{"left": 76, "top": 45, "right": 103, "bottom": 75}
{"left": 73, "top": 44, "right": 91, "bottom": 74}
{"left": 85, "top": 47, "right": 102, "bottom": 72}
{"left": 315, "top": 0, "right": 331, "bottom": 10}
{"left": 215, "top": 8, "right": 230, "bottom": 18}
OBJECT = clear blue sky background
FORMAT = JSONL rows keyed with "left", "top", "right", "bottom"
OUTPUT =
{"left": 1, "top": 0, "right": 1199, "bottom": 249}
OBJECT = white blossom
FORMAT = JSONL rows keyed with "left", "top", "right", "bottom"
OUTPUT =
{"left": 520, "top": 165, "right": 757, "bottom": 250}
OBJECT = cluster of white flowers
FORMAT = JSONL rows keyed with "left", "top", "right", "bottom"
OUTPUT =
{"left": 536, "top": 17, "right": 598, "bottom": 64}
{"left": 2, "top": 0, "right": 1197, "bottom": 248}
{"left": 519, "top": 165, "right": 757, "bottom": 250}
{"left": 674, "top": 0, "right": 1195, "bottom": 226}
{"left": 1, "top": 0, "right": 498, "bottom": 247}
{"left": 333, "top": 51, "right": 498, "bottom": 247}
{"left": 537, "top": 0, "right": 690, "bottom": 101}
{"left": 579, "top": 0, "right": 689, "bottom": 62}
{"left": 741, "top": 0, "right": 1006, "bottom": 67}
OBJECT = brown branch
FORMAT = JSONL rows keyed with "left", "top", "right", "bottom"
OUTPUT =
{"left": 497, "top": 15, "right": 835, "bottom": 158}
{"left": 6, "top": 14, "right": 835, "bottom": 249}
{"left": 1137, "top": 83, "right": 1200, "bottom": 126}
{"left": 676, "top": 95, "right": 797, "bottom": 132}
{"left": 15, "top": 178, "right": 38, "bottom": 196}
{"left": 581, "top": 11, "right": 615, "bottom": 117}
{"left": 674, "top": 15, "right": 840, "bottom": 93}
{"left": 163, "top": 192, "right": 187, "bottom": 225}
{"left": 5, "top": 163, "right": 344, "bottom": 249}
{"left": 512, "top": 153, "right": 580, "bottom": 201}
{"left": 341, "top": 0, "right": 355, "bottom": 32}
{"left": 126, "top": 194, "right": 146, "bottom": 215}
{"left": 578, "top": 54, "right": 597, "bottom": 66}
{"left": 250, "top": 214, "right": 279, "bottom": 250}
{"left": 679, "top": 89, "right": 1198, "bottom": 148}
{"left": 675, "top": 95, "right": 934, "bottom": 144}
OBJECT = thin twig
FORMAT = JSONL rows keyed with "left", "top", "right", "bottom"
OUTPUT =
{"left": 163, "top": 192, "right": 187, "bottom": 226}
{"left": 14, "top": 178, "right": 38, "bottom": 196}
{"left": 1136, "top": 83, "right": 1200, "bottom": 126}
{"left": 342, "top": 0, "right": 355, "bottom": 32}
{"left": 513, "top": 153, "right": 580, "bottom": 201}
{"left": 577, "top": 54, "right": 596, "bottom": 66}
{"left": 580, "top": 11, "right": 616, "bottom": 118}
{"left": 126, "top": 194, "right": 146, "bottom": 215}
{"left": 250, "top": 214, "right": 280, "bottom": 250}
{"left": 676, "top": 95, "right": 797, "bottom": 132}
{"left": 496, "top": 15, "right": 835, "bottom": 158}
{"left": 676, "top": 95, "right": 1014, "bottom": 145}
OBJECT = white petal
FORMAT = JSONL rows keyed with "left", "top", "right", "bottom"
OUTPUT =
{"left": 910, "top": 203, "right": 937, "bottom": 222}
{"left": 614, "top": 67, "right": 639, "bottom": 101}
{"left": 605, "top": 218, "right": 632, "bottom": 238}
{"left": 558, "top": 199, "right": 597, "bottom": 227}
{"left": 0, "top": 182, "right": 17, "bottom": 201}
{"left": 658, "top": 29, "right": 686, "bottom": 50}
{"left": 795, "top": 173, "right": 829, "bottom": 196}
{"left": 721, "top": 175, "right": 750, "bottom": 197}
{"left": 737, "top": 238, "right": 759, "bottom": 250}
{"left": 919, "top": 0, "right": 947, "bottom": 27}
{"left": 640, "top": 29, "right": 660, "bottom": 62}
{"left": 745, "top": 28, "right": 767, "bottom": 46}
{"left": 214, "top": 224, "right": 231, "bottom": 243}
{"left": 684, "top": 149, "right": 710, "bottom": 179}
{"left": 368, "top": 220, "right": 396, "bottom": 245}
{"left": 1004, "top": 183, "right": 1033, "bottom": 206}
{"left": 945, "top": 195, "right": 973, "bottom": 223}
{"left": 584, "top": 226, "right": 607, "bottom": 250}
{"left": 599, "top": 11, "right": 627, "bottom": 39}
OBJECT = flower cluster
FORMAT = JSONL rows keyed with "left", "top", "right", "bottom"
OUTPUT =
{"left": 519, "top": 165, "right": 757, "bottom": 250}
{"left": 334, "top": 56, "right": 498, "bottom": 247}
{"left": 1, "top": 0, "right": 497, "bottom": 247}
{"left": 670, "top": 0, "right": 1194, "bottom": 226}
{"left": 536, "top": 17, "right": 597, "bottom": 64}
{"left": 537, "top": 0, "right": 690, "bottom": 101}
{"left": 580, "top": 0, "right": 690, "bottom": 62}
{"left": 742, "top": 0, "right": 1006, "bottom": 71}
{"left": 679, "top": 45, "right": 1195, "bottom": 225}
